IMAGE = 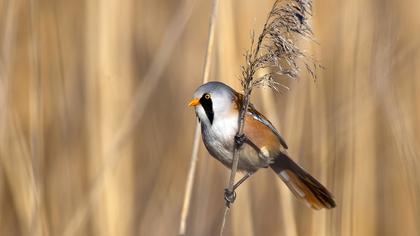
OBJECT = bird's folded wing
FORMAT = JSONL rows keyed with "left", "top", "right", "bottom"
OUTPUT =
{"left": 243, "top": 113, "right": 285, "bottom": 158}
{"left": 233, "top": 91, "right": 288, "bottom": 149}
{"left": 246, "top": 103, "right": 288, "bottom": 149}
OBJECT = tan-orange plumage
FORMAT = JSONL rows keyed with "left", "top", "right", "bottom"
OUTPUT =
{"left": 243, "top": 114, "right": 281, "bottom": 155}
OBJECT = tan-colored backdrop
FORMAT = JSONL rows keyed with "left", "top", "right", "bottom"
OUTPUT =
{"left": 1, "top": 0, "right": 419, "bottom": 235}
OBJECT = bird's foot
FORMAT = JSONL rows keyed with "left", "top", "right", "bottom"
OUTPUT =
{"left": 224, "top": 188, "right": 237, "bottom": 207}
{"left": 234, "top": 134, "right": 246, "bottom": 147}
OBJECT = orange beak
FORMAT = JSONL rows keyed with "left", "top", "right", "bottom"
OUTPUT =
{"left": 188, "top": 98, "right": 200, "bottom": 107}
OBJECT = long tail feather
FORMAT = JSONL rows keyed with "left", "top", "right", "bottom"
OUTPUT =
{"left": 270, "top": 153, "right": 336, "bottom": 210}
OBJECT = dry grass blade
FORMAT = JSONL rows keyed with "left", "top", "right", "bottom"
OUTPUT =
{"left": 27, "top": 0, "right": 49, "bottom": 234}
{"left": 63, "top": 0, "right": 197, "bottom": 235}
{"left": 179, "top": 0, "right": 220, "bottom": 234}
{"left": 220, "top": 0, "right": 316, "bottom": 234}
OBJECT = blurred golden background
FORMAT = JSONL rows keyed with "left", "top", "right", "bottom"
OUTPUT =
{"left": 1, "top": 0, "right": 420, "bottom": 235}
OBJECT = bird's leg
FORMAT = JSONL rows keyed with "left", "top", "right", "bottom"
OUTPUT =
{"left": 224, "top": 172, "right": 255, "bottom": 206}
{"left": 225, "top": 134, "right": 260, "bottom": 207}
{"left": 224, "top": 189, "right": 236, "bottom": 206}
{"left": 235, "top": 134, "right": 262, "bottom": 154}
{"left": 233, "top": 171, "right": 254, "bottom": 191}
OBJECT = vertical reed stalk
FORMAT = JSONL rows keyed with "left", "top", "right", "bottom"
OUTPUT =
{"left": 261, "top": 89, "right": 298, "bottom": 236}
{"left": 27, "top": 0, "right": 49, "bottom": 234}
{"left": 64, "top": 0, "right": 197, "bottom": 234}
{"left": 179, "top": 0, "right": 219, "bottom": 234}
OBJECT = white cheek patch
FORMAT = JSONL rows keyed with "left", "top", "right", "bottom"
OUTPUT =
{"left": 195, "top": 106, "right": 209, "bottom": 124}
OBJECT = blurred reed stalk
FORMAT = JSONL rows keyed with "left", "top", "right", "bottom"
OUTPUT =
{"left": 63, "top": 0, "right": 197, "bottom": 235}
{"left": 0, "top": 2, "right": 38, "bottom": 235}
{"left": 28, "top": 0, "right": 50, "bottom": 234}
{"left": 178, "top": 0, "right": 219, "bottom": 234}
{"left": 260, "top": 90, "right": 298, "bottom": 236}
{"left": 2, "top": 0, "right": 420, "bottom": 235}
{"left": 220, "top": 0, "right": 316, "bottom": 235}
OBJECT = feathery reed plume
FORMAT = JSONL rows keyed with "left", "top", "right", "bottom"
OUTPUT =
{"left": 220, "top": 0, "right": 316, "bottom": 234}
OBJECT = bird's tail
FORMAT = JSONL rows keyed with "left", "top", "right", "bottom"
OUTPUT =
{"left": 270, "top": 153, "right": 336, "bottom": 210}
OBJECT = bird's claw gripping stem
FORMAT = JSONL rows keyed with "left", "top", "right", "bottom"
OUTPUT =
{"left": 234, "top": 133, "right": 246, "bottom": 147}
{"left": 224, "top": 188, "right": 237, "bottom": 207}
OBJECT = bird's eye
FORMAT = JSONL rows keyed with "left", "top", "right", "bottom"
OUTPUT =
{"left": 204, "top": 94, "right": 211, "bottom": 99}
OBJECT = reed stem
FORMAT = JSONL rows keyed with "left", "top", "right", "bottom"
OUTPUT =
{"left": 178, "top": 0, "right": 220, "bottom": 234}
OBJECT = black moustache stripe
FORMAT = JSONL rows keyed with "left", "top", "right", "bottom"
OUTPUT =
{"left": 199, "top": 95, "right": 214, "bottom": 124}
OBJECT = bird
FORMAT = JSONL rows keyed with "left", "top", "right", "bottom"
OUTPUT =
{"left": 188, "top": 81, "right": 336, "bottom": 210}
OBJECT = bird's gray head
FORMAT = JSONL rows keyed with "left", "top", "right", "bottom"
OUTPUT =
{"left": 188, "top": 81, "right": 236, "bottom": 125}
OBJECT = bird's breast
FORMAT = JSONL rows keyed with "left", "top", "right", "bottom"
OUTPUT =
{"left": 201, "top": 116, "right": 237, "bottom": 166}
{"left": 201, "top": 114, "right": 277, "bottom": 172}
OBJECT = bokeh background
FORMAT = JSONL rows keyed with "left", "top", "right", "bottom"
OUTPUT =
{"left": 1, "top": 0, "right": 420, "bottom": 235}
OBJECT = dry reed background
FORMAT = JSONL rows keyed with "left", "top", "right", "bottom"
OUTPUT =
{"left": 0, "top": 0, "right": 420, "bottom": 235}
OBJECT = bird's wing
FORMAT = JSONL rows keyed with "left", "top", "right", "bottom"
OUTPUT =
{"left": 233, "top": 92, "right": 288, "bottom": 149}
{"left": 247, "top": 104, "right": 288, "bottom": 149}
